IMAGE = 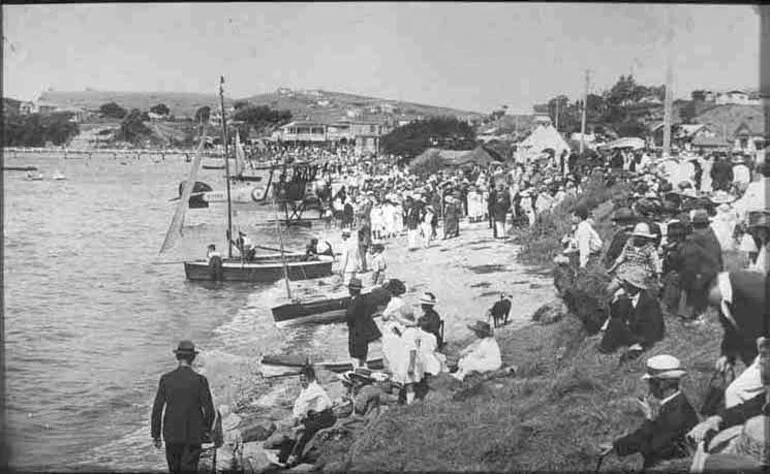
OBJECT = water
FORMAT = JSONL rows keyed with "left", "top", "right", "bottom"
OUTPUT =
{"left": 3, "top": 153, "right": 351, "bottom": 471}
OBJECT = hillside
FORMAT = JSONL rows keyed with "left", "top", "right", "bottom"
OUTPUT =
{"left": 38, "top": 90, "right": 231, "bottom": 119}
{"left": 693, "top": 103, "right": 764, "bottom": 141}
{"left": 33, "top": 88, "right": 483, "bottom": 123}
{"left": 240, "top": 88, "right": 483, "bottom": 123}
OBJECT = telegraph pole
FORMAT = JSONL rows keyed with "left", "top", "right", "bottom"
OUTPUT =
{"left": 580, "top": 70, "right": 589, "bottom": 154}
{"left": 662, "top": 8, "right": 674, "bottom": 159}
{"left": 555, "top": 99, "right": 560, "bottom": 131}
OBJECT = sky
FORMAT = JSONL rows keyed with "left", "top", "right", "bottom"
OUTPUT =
{"left": 2, "top": 3, "right": 760, "bottom": 113}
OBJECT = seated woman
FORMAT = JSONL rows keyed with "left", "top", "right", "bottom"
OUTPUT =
{"left": 598, "top": 267, "right": 665, "bottom": 358}
{"left": 606, "top": 222, "right": 661, "bottom": 298}
{"left": 451, "top": 321, "right": 502, "bottom": 382}
{"left": 418, "top": 292, "right": 444, "bottom": 350}
{"left": 266, "top": 365, "right": 335, "bottom": 467}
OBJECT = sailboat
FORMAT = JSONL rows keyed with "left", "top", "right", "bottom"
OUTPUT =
{"left": 52, "top": 152, "right": 66, "bottom": 180}
{"left": 160, "top": 77, "right": 334, "bottom": 283}
{"left": 200, "top": 130, "right": 274, "bottom": 204}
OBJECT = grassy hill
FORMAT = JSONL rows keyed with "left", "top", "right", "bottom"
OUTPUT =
{"left": 39, "top": 90, "right": 230, "bottom": 119}
{"left": 693, "top": 103, "right": 764, "bottom": 141}
{"left": 240, "top": 89, "right": 483, "bottom": 123}
{"left": 35, "top": 88, "right": 483, "bottom": 123}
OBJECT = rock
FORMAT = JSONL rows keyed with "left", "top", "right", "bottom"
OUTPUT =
{"left": 531, "top": 299, "right": 567, "bottom": 325}
{"left": 241, "top": 417, "right": 277, "bottom": 443}
{"left": 241, "top": 442, "right": 274, "bottom": 474}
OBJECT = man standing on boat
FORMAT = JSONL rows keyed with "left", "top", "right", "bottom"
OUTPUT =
{"left": 151, "top": 341, "right": 215, "bottom": 474}
{"left": 339, "top": 230, "right": 359, "bottom": 286}
{"left": 346, "top": 278, "right": 382, "bottom": 368}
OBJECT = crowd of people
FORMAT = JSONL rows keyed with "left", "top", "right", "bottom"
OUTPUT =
{"left": 166, "top": 140, "right": 767, "bottom": 471}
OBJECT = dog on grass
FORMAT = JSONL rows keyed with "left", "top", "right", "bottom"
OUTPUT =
{"left": 488, "top": 293, "right": 512, "bottom": 328}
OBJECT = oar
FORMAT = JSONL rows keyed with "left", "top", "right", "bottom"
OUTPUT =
{"left": 168, "top": 191, "right": 208, "bottom": 202}
{"left": 254, "top": 244, "right": 302, "bottom": 254}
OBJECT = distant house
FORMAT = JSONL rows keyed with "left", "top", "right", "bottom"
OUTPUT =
{"left": 349, "top": 120, "right": 390, "bottom": 155}
{"left": 148, "top": 112, "right": 165, "bottom": 122}
{"left": 346, "top": 108, "right": 363, "bottom": 119}
{"left": 733, "top": 121, "right": 765, "bottom": 153}
{"left": 691, "top": 136, "right": 731, "bottom": 153}
{"left": 533, "top": 114, "right": 552, "bottom": 127}
{"left": 276, "top": 121, "right": 328, "bottom": 144}
{"left": 716, "top": 91, "right": 753, "bottom": 106}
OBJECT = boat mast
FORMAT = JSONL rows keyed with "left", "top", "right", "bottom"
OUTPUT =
{"left": 273, "top": 199, "right": 292, "bottom": 299}
{"left": 219, "top": 76, "right": 234, "bottom": 259}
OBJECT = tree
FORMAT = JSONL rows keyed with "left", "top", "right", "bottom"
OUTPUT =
{"left": 194, "top": 106, "right": 211, "bottom": 124}
{"left": 679, "top": 100, "right": 697, "bottom": 124}
{"left": 691, "top": 90, "right": 706, "bottom": 102}
{"left": 117, "top": 108, "right": 152, "bottom": 144}
{"left": 150, "top": 103, "right": 170, "bottom": 116}
{"left": 380, "top": 116, "right": 476, "bottom": 159}
{"left": 233, "top": 100, "right": 250, "bottom": 110}
{"left": 99, "top": 102, "right": 127, "bottom": 119}
{"left": 233, "top": 105, "right": 292, "bottom": 132}
{"left": 2, "top": 111, "right": 79, "bottom": 147}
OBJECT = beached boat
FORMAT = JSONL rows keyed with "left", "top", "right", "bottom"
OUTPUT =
{"left": 52, "top": 170, "right": 66, "bottom": 181}
{"left": 183, "top": 254, "right": 334, "bottom": 283}
{"left": 259, "top": 354, "right": 385, "bottom": 378}
{"left": 271, "top": 286, "right": 391, "bottom": 327}
{"left": 201, "top": 157, "right": 236, "bottom": 170}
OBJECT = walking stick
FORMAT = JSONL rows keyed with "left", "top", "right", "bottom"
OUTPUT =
{"left": 594, "top": 452, "right": 609, "bottom": 473}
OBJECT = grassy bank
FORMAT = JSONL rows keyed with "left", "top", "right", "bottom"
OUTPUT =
{"left": 311, "top": 179, "right": 746, "bottom": 471}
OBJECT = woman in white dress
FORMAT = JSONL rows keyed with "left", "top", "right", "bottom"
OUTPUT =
{"left": 388, "top": 310, "right": 424, "bottom": 405}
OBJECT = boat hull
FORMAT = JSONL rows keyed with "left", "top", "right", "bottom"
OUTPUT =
{"left": 259, "top": 357, "right": 385, "bottom": 378}
{"left": 272, "top": 296, "right": 352, "bottom": 327}
{"left": 184, "top": 256, "right": 333, "bottom": 282}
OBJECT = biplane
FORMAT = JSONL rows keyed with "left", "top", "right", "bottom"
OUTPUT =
{"left": 266, "top": 161, "right": 329, "bottom": 228}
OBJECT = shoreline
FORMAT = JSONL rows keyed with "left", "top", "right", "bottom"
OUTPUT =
{"left": 210, "top": 220, "right": 558, "bottom": 472}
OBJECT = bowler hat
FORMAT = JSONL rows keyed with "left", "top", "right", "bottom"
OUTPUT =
{"left": 467, "top": 321, "right": 493, "bottom": 337}
{"left": 348, "top": 277, "right": 363, "bottom": 290}
{"left": 173, "top": 340, "right": 199, "bottom": 355}
{"left": 641, "top": 354, "right": 687, "bottom": 380}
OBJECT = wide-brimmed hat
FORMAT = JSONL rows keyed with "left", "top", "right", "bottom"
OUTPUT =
{"left": 419, "top": 292, "right": 437, "bottom": 306}
{"left": 611, "top": 207, "right": 635, "bottom": 223}
{"left": 467, "top": 321, "right": 493, "bottom": 337}
{"left": 709, "top": 190, "right": 736, "bottom": 205}
{"left": 630, "top": 222, "right": 656, "bottom": 239}
{"left": 173, "top": 340, "right": 199, "bottom": 355}
{"left": 348, "top": 278, "right": 363, "bottom": 290}
{"left": 620, "top": 267, "right": 648, "bottom": 290}
{"left": 339, "top": 367, "right": 374, "bottom": 385}
{"left": 641, "top": 354, "right": 687, "bottom": 380}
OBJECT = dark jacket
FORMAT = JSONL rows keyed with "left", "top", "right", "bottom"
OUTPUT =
{"left": 346, "top": 294, "right": 382, "bottom": 359}
{"left": 613, "top": 392, "right": 699, "bottom": 468}
{"left": 676, "top": 228, "right": 723, "bottom": 292}
{"left": 719, "top": 270, "right": 767, "bottom": 366}
{"left": 151, "top": 365, "right": 215, "bottom": 445}
{"left": 717, "top": 391, "right": 768, "bottom": 431}
{"left": 604, "top": 228, "right": 633, "bottom": 269}
{"left": 710, "top": 159, "right": 734, "bottom": 186}
{"left": 419, "top": 308, "right": 443, "bottom": 347}
{"left": 491, "top": 189, "right": 510, "bottom": 222}
{"left": 600, "top": 291, "right": 665, "bottom": 353}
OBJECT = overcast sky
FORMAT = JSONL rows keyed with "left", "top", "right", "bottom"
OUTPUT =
{"left": 2, "top": 3, "right": 760, "bottom": 113}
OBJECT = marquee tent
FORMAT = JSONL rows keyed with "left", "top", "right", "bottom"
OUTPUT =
{"left": 515, "top": 125, "right": 570, "bottom": 164}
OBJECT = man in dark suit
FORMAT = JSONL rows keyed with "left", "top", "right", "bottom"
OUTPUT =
{"left": 675, "top": 210, "right": 723, "bottom": 321}
{"left": 346, "top": 278, "right": 382, "bottom": 367}
{"left": 152, "top": 340, "right": 215, "bottom": 474}
{"left": 599, "top": 267, "right": 665, "bottom": 357}
{"left": 599, "top": 355, "right": 699, "bottom": 469}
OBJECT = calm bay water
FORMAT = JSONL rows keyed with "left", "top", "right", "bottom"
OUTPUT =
{"left": 3, "top": 153, "right": 350, "bottom": 471}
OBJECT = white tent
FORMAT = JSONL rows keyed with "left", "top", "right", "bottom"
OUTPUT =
{"left": 604, "top": 137, "right": 646, "bottom": 150}
{"left": 515, "top": 125, "right": 570, "bottom": 164}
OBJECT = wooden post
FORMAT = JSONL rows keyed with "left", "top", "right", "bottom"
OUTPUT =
{"left": 760, "top": 6, "right": 770, "bottom": 156}
{"left": 580, "top": 70, "right": 589, "bottom": 154}
{"left": 662, "top": 8, "right": 674, "bottom": 159}
{"left": 220, "top": 76, "right": 234, "bottom": 259}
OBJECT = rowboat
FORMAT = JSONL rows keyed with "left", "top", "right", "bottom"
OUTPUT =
{"left": 271, "top": 286, "right": 391, "bottom": 327}
{"left": 184, "top": 254, "right": 334, "bottom": 283}
{"left": 259, "top": 354, "right": 385, "bottom": 378}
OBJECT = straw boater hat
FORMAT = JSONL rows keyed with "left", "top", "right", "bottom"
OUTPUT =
{"left": 173, "top": 340, "right": 199, "bottom": 355}
{"left": 748, "top": 211, "right": 770, "bottom": 230}
{"left": 641, "top": 354, "right": 687, "bottom": 380}
{"left": 467, "top": 320, "right": 493, "bottom": 337}
{"left": 419, "top": 292, "right": 437, "bottom": 306}
{"left": 630, "top": 222, "right": 656, "bottom": 239}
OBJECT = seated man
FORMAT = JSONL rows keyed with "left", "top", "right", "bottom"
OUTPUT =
{"left": 305, "top": 238, "right": 320, "bottom": 261}
{"left": 266, "top": 366, "right": 335, "bottom": 467}
{"left": 687, "top": 337, "right": 769, "bottom": 467}
{"left": 599, "top": 355, "right": 699, "bottom": 469}
{"left": 451, "top": 321, "right": 502, "bottom": 382}
{"left": 599, "top": 267, "right": 665, "bottom": 357}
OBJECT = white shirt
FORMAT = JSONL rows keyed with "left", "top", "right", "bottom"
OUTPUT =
{"left": 716, "top": 271, "right": 738, "bottom": 329}
{"left": 458, "top": 337, "right": 502, "bottom": 374}
{"left": 292, "top": 381, "right": 333, "bottom": 420}
{"left": 630, "top": 292, "right": 641, "bottom": 309}
{"left": 575, "top": 220, "right": 601, "bottom": 268}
